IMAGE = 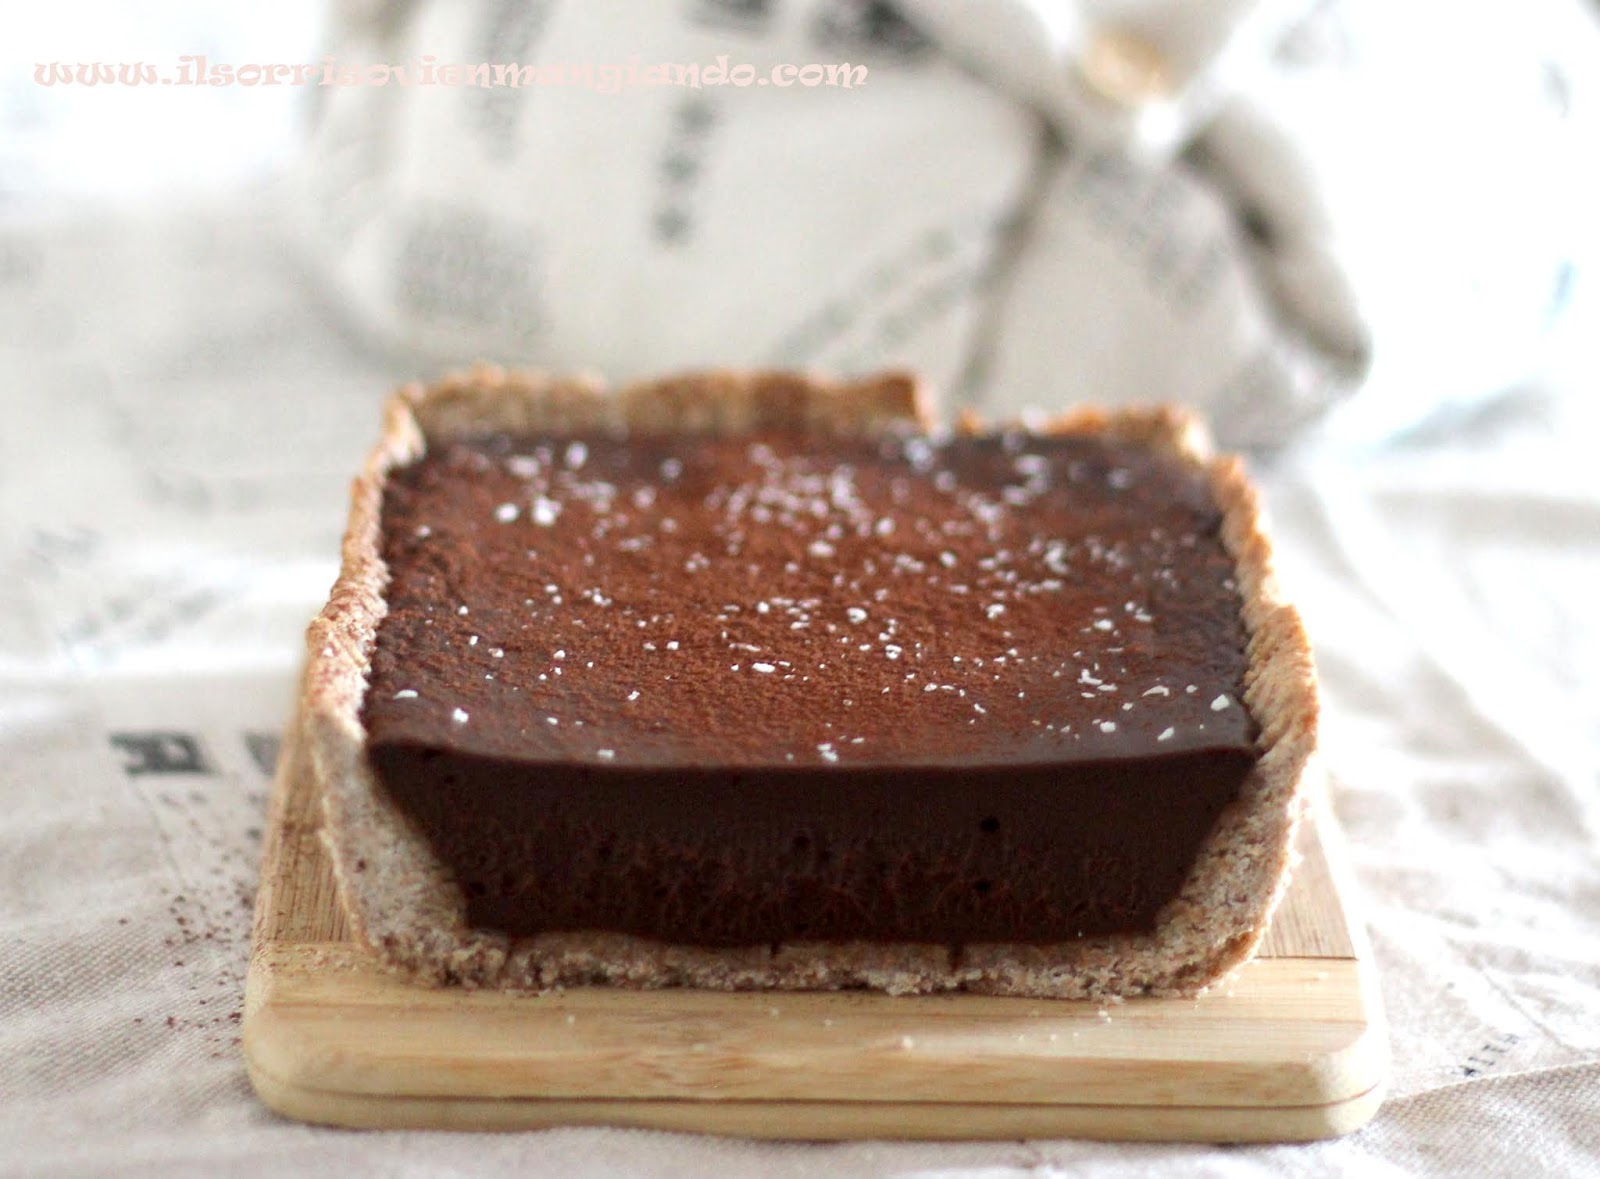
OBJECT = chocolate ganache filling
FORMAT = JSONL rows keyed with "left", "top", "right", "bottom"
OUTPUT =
{"left": 360, "top": 428, "right": 1259, "bottom": 947}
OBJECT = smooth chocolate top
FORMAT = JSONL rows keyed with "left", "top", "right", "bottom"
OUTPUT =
{"left": 363, "top": 428, "right": 1257, "bottom": 771}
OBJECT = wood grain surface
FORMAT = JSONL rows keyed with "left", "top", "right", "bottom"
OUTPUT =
{"left": 244, "top": 714, "right": 1386, "bottom": 1141}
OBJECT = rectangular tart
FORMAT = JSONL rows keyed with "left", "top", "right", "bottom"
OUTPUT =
{"left": 304, "top": 367, "right": 1318, "bottom": 999}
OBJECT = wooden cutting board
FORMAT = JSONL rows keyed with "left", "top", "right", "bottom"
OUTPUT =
{"left": 244, "top": 715, "right": 1386, "bottom": 1141}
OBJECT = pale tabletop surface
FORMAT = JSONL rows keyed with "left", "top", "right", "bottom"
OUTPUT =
{"left": 2, "top": 198, "right": 1597, "bottom": 1177}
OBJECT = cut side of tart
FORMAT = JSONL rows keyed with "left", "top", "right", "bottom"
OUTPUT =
{"left": 303, "top": 368, "right": 1318, "bottom": 998}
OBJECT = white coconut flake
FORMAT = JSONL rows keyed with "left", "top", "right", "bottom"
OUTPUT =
{"left": 752, "top": 662, "right": 776, "bottom": 673}
{"left": 494, "top": 502, "right": 519, "bottom": 523}
{"left": 1157, "top": 727, "right": 1176, "bottom": 741}
{"left": 985, "top": 603, "right": 1006, "bottom": 620}
{"left": 846, "top": 607, "right": 868, "bottom": 624}
{"left": 808, "top": 540, "right": 835, "bottom": 559}
{"left": 1142, "top": 685, "right": 1170, "bottom": 697}
{"left": 393, "top": 689, "right": 418, "bottom": 700}
{"left": 565, "top": 441, "right": 588, "bottom": 469}
{"left": 1211, "top": 694, "right": 1232, "bottom": 711}
{"left": 531, "top": 495, "right": 561, "bottom": 527}
{"left": 597, "top": 749, "right": 616, "bottom": 760}
{"left": 627, "top": 690, "right": 640, "bottom": 701}
{"left": 1098, "top": 720, "right": 1117, "bottom": 733}
{"left": 451, "top": 708, "right": 470, "bottom": 725}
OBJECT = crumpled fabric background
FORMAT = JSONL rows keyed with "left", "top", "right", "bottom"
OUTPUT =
{"left": 302, "top": 0, "right": 1598, "bottom": 446}
{"left": 4, "top": 0, "right": 1600, "bottom": 1174}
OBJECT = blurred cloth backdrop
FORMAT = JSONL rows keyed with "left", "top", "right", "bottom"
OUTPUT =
{"left": 8, "top": 0, "right": 1599, "bottom": 445}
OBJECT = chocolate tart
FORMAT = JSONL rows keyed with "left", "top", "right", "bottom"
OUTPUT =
{"left": 303, "top": 367, "right": 1318, "bottom": 998}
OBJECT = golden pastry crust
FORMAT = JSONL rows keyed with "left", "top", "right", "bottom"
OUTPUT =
{"left": 303, "top": 365, "right": 1317, "bottom": 998}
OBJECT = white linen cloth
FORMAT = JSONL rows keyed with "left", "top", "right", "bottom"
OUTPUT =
{"left": 1, "top": 196, "right": 1597, "bottom": 1177}
{"left": 301, "top": 0, "right": 1599, "bottom": 446}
